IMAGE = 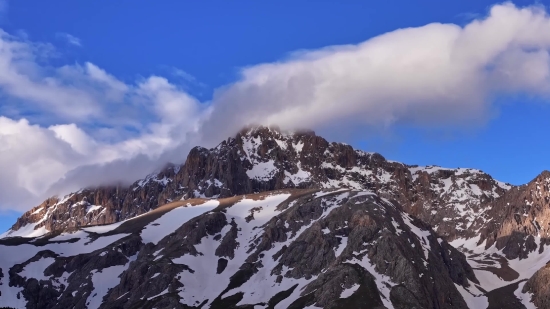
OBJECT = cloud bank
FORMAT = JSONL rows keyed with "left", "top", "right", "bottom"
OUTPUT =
{"left": 1, "top": 3, "right": 550, "bottom": 211}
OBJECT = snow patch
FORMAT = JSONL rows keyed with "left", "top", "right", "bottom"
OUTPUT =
{"left": 340, "top": 283, "right": 359, "bottom": 298}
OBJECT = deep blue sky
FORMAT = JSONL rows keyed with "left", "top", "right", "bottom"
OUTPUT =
{"left": 0, "top": 0, "right": 548, "bottom": 232}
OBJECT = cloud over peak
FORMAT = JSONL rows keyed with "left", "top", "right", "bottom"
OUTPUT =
{"left": 1, "top": 3, "right": 550, "bottom": 211}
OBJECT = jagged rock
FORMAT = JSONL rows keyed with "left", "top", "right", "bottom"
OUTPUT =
{"left": 480, "top": 171, "right": 550, "bottom": 259}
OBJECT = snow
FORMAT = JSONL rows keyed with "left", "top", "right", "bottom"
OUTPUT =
{"left": 83, "top": 221, "right": 126, "bottom": 234}
{"left": 508, "top": 242, "right": 550, "bottom": 281}
{"left": 0, "top": 223, "right": 48, "bottom": 239}
{"left": 454, "top": 283, "right": 488, "bottom": 309}
{"left": 391, "top": 218, "right": 403, "bottom": 235}
{"left": 31, "top": 207, "right": 43, "bottom": 215}
{"left": 146, "top": 287, "right": 169, "bottom": 300}
{"left": 313, "top": 188, "right": 349, "bottom": 198}
{"left": 346, "top": 252, "right": 395, "bottom": 309}
{"left": 283, "top": 163, "right": 311, "bottom": 184}
{"left": 340, "top": 283, "right": 359, "bottom": 298}
{"left": 453, "top": 233, "right": 550, "bottom": 295}
{"left": 293, "top": 141, "right": 304, "bottom": 152}
{"left": 141, "top": 200, "right": 220, "bottom": 245}
{"left": 247, "top": 160, "right": 278, "bottom": 180}
{"left": 275, "top": 138, "right": 288, "bottom": 150}
{"left": 496, "top": 180, "right": 513, "bottom": 190}
{"left": 409, "top": 165, "right": 445, "bottom": 181}
{"left": 48, "top": 231, "right": 84, "bottom": 241}
{"left": 86, "top": 205, "right": 103, "bottom": 214}
{"left": 321, "top": 162, "right": 346, "bottom": 172}
{"left": 334, "top": 237, "right": 348, "bottom": 257}
{"left": 173, "top": 193, "right": 292, "bottom": 307}
{"left": 135, "top": 174, "right": 171, "bottom": 190}
{"left": 173, "top": 192, "right": 355, "bottom": 308}
{"left": 473, "top": 268, "right": 508, "bottom": 291}
{"left": 449, "top": 235, "right": 483, "bottom": 249}
{"left": 232, "top": 192, "right": 352, "bottom": 308}
{"left": 0, "top": 231, "right": 129, "bottom": 308}
{"left": 52, "top": 270, "right": 72, "bottom": 290}
{"left": 401, "top": 213, "right": 431, "bottom": 262}
{"left": 19, "top": 257, "right": 56, "bottom": 281}
{"left": 469, "top": 184, "right": 482, "bottom": 196}
{"left": 242, "top": 135, "right": 261, "bottom": 161}
{"left": 55, "top": 193, "right": 75, "bottom": 207}
{"left": 87, "top": 255, "right": 136, "bottom": 309}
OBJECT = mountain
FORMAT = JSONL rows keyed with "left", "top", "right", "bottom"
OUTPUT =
{"left": 0, "top": 126, "right": 548, "bottom": 309}
{"left": 5, "top": 126, "right": 510, "bottom": 241}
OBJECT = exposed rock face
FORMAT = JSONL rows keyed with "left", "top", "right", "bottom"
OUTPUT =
{"left": 478, "top": 171, "right": 550, "bottom": 259}
{"left": 0, "top": 189, "right": 478, "bottom": 309}
{"left": 523, "top": 264, "right": 550, "bottom": 308}
{"left": 7, "top": 126, "right": 511, "bottom": 244}
{"left": 9, "top": 167, "right": 178, "bottom": 234}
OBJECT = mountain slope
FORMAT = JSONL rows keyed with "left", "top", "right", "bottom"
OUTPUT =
{"left": 0, "top": 189, "right": 480, "bottom": 309}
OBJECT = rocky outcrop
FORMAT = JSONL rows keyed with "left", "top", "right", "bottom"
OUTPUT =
{"left": 479, "top": 171, "right": 550, "bottom": 259}
{"left": 523, "top": 264, "right": 550, "bottom": 308}
{"left": 9, "top": 166, "right": 178, "bottom": 234}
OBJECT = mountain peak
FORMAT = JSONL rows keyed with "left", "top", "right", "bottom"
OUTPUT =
{"left": 236, "top": 125, "right": 316, "bottom": 140}
{"left": 532, "top": 170, "right": 550, "bottom": 183}
{"left": 4, "top": 126, "right": 513, "bottom": 246}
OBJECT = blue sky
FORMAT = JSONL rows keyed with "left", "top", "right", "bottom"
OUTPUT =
{"left": 0, "top": 0, "right": 550, "bottom": 232}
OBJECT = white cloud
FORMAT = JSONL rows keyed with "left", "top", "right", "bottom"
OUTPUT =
{"left": 0, "top": 30, "right": 104, "bottom": 121}
{"left": 200, "top": 3, "right": 550, "bottom": 143}
{"left": 2, "top": 3, "right": 550, "bottom": 212}
{"left": 56, "top": 32, "right": 82, "bottom": 47}
{"left": 169, "top": 66, "right": 207, "bottom": 88}
{"left": 0, "top": 117, "right": 80, "bottom": 205}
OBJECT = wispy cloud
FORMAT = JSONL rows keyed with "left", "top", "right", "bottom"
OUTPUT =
{"left": 455, "top": 12, "right": 481, "bottom": 22}
{"left": 56, "top": 32, "right": 82, "bottom": 47}
{"left": 169, "top": 67, "right": 207, "bottom": 88}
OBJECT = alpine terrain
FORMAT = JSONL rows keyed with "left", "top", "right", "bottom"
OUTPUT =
{"left": 1, "top": 126, "right": 549, "bottom": 309}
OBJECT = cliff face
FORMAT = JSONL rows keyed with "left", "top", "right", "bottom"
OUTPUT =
{"left": 6, "top": 126, "right": 511, "bottom": 243}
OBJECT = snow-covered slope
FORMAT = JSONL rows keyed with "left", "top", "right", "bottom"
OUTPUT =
{"left": 1, "top": 189, "right": 479, "bottom": 309}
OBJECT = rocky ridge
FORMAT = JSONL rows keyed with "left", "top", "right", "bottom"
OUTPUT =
{"left": 6, "top": 126, "right": 511, "bottom": 243}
